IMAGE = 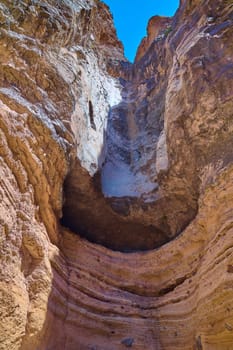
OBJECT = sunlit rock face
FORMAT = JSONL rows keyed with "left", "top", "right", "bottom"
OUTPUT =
{"left": 0, "top": 0, "right": 233, "bottom": 349}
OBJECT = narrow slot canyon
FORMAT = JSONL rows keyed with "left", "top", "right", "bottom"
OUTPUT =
{"left": 61, "top": 50, "right": 199, "bottom": 252}
{"left": 0, "top": 0, "right": 233, "bottom": 349}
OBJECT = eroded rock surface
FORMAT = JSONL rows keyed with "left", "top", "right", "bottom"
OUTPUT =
{"left": 0, "top": 0, "right": 233, "bottom": 349}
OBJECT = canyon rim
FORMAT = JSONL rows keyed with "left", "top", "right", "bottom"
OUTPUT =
{"left": 0, "top": 0, "right": 233, "bottom": 349}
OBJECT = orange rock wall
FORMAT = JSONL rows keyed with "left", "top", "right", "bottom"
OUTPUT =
{"left": 0, "top": 0, "right": 233, "bottom": 349}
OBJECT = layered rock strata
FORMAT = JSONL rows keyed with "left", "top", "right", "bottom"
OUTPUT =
{"left": 0, "top": 0, "right": 233, "bottom": 349}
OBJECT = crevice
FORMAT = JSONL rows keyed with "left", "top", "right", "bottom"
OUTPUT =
{"left": 88, "top": 100, "right": 96, "bottom": 130}
{"left": 158, "top": 276, "right": 187, "bottom": 297}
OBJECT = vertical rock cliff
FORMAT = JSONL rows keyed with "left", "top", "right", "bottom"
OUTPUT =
{"left": 0, "top": 0, "right": 233, "bottom": 349}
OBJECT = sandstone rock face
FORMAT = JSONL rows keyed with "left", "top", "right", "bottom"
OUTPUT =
{"left": 0, "top": 0, "right": 233, "bottom": 349}
{"left": 135, "top": 16, "right": 172, "bottom": 61}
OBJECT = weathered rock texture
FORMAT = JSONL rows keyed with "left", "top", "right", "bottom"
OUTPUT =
{"left": 0, "top": 0, "right": 233, "bottom": 349}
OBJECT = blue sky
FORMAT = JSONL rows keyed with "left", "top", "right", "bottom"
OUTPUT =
{"left": 103, "top": 0, "right": 179, "bottom": 62}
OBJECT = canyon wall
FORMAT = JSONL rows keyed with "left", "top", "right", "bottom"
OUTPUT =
{"left": 0, "top": 0, "right": 233, "bottom": 349}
